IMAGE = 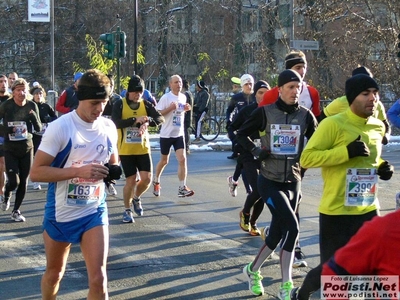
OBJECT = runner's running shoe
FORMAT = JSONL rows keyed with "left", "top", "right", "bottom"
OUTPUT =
{"left": 33, "top": 182, "right": 41, "bottom": 190}
{"left": 278, "top": 281, "right": 294, "bottom": 300}
{"left": 122, "top": 209, "right": 135, "bottom": 223}
{"left": 243, "top": 262, "right": 264, "bottom": 296}
{"left": 178, "top": 186, "right": 194, "bottom": 197}
{"left": 227, "top": 176, "right": 238, "bottom": 197}
{"left": 106, "top": 183, "right": 117, "bottom": 196}
{"left": 239, "top": 210, "right": 250, "bottom": 232}
{"left": 293, "top": 247, "right": 307, "bottom": 268}
{"left": 249, "top": 224, "right": 261, "bottom": 236}
{"left": 133, "top": 198, "right": 143, "bottom": 216}
{"left": 11, "top": 210, "right": 26, "bottom": 222}
{"left": 1, "top": 195, "right": 10, "bottom": 211}
{"left": 260, "top": 226, "right": 269, "bottom": 241}
{"left": 153, "top": 182, "right": 161, "bottom": 197}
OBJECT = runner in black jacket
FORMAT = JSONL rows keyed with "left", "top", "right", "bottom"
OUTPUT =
{"left": 0, "top": 78, "right": 42, "bottom": 221}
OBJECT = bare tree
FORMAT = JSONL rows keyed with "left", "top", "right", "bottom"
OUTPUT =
{"left": 0, "top": 0, "right": 399, "bottom": 102}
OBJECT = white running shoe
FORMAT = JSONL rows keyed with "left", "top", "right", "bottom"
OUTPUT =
{"left": 33, "top": 182, "right": 41, "bottom": 190}
{"left": 106, "top": 183, "right": 117, "bottom": 196}
{"left": 1, "top": 195, "right": 10, "bottom": 211}
{"left": 122, "top": 209, "right": 134, "bottom": 223}
{"left": 293, "top": 247, "right": 308, "bottom": 268}
{"left": 227, "top": 176, "right": 238, "bottom": 197}
{"left": 133, "top": 198, "right": 143, "bottom": 216}
{"left": 11, "top": 210, "right": 26, "bottom": 222}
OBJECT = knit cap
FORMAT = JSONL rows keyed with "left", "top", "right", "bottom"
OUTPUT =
{"left": 128, "top": 75, "right": 144, "bottom": 93}
{"left": 240, "top": 74, "right": 254, "bottom": 87}
{"left": 253, "top": 80, "right": 270, "bottom": 94}
{"left": 196, "top": 80, "right": 206, "bottom": 89}
{"left": 277, "top": 70, "right": 302, "bottom": 87}
{"left": 351, "top": 66, "right": 373, "bottom": 77}
{"left": 345, "top": 74, "right": 379, "bottom": 105}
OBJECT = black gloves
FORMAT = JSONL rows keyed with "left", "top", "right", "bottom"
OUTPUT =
{"left": 300, "top": 167, "right": 306, "bottom": 179}
{"left": 251, "top": 147, "right": 270, "bottom": 161}
{"left": 346, "top": 136, "right": 370, "bottom": 158}
{"left": 382, "top": 135, "right": 389, "bottom": 145}
{"left": 104, "top": 163, "right": 122, "bottom": 183}
{"left": 377, "top": 161, "right": 394, "bottom": 181}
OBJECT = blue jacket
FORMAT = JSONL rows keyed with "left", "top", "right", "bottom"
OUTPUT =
{"left": 387, "top": 99, "right": 400, "bottom": 128}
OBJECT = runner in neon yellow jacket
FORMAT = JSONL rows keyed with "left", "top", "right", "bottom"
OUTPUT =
{"left": 301, "top": 107, "right": 384, "bottom": 216}
{"left": 292, "top": 74, "right": 394, "bottom": 300}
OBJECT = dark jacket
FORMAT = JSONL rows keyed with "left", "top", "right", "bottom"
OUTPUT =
{"left": 194, "top": 89, "right": 210, "bottom": 114}
{"left": 236, "top": 98, "right": 317, "bottom": 183}
{"left": 226, "top": 92, "right": 255, "bottom": 126}
{"left": 103, "top": 93, "right": 122, "bottom": 117}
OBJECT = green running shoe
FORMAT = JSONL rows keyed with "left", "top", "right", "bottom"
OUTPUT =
{"left": 242, "top": 262, "right": 264, "bottom": 296}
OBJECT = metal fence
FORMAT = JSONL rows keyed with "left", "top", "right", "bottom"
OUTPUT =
{"left": 207, "top": 95, "right": 399, "bottom": 136}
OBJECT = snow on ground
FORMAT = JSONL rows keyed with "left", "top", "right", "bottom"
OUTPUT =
{"left": 150, "top": 134, "right": 231, "bottom": 151}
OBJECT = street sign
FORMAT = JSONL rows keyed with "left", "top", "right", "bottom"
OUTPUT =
{"left": 291, "top": 40, "right": 320, "bottom": 51}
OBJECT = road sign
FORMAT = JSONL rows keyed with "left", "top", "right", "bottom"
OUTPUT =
{"left": 291, "top": 40, "right": 320, "bottom": 51}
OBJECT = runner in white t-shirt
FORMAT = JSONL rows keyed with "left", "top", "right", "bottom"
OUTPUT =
{"left": 30, "top": 69, "right": 121, "bottom": 299}
{"left": 153, "top": 74, "right": 194, "bottom": 197}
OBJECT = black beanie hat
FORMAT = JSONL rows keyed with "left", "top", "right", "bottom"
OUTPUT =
{"left": 254, "top": 80, "right": 270, "bottom": 94}
{"left": 345, "top": 74, "right": 379, "bottom": 105}
{"left": 196, "top": 80, "right": 206, "bottom": 89}
{"left": 128, "top": 75, "right": 144, "bottom": 93}
{"left": 351, "top": 66, "right": 373, "bottom": 77}
{"left": 278, "top": 70, "right": 302, "bottom": 87}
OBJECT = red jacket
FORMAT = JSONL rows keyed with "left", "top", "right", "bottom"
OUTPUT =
{"left": 259, "top": 85, "right": 320, "bottom": 117}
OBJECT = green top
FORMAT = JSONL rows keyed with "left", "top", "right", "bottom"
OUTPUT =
{"left": 300, "top": 108, "right": 385, "bottom": 215}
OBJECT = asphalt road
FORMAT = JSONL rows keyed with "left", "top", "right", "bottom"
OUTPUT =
{"left": 0, "top": 141, "right": 399, "bottom": 300}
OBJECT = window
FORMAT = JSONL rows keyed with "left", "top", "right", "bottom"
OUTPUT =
{"left": 147, "top": 78, "right": 158, "bottom": 94}
{"left": 242, "top": 11, "right": 259, "bottom": 32}
{"left": 6, "top": 41, "right": 34, "bottom": 56}
{"left": 172, "top": 14, "right": 188, "bottom": 33}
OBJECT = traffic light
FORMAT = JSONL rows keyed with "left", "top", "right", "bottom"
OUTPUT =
{"left": 118, "top": 31, "right": 127, "bottom": 58}
{"left": 99, "top": 33, "right": 115, "bottom": 59}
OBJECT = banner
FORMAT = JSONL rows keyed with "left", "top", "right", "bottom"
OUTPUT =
{"left": 28, "top": 0, "right": 50, "bottom": 22}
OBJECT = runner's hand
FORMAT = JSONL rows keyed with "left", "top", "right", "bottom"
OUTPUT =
{"left": 104, "top": 163, "right": 122, "bottom": 182}
{"left": 346, "top": 136, "right": 370, "bottom": 158}
{"left": 377, "top": 160, "right": 393, "bottom": 181}
{"left": 251, "top": 147, "right": 270, "bottom": 161}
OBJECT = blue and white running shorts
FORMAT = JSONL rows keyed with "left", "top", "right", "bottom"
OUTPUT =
{"left": 43, "top": 207, "right": 108, "bottom": 243}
